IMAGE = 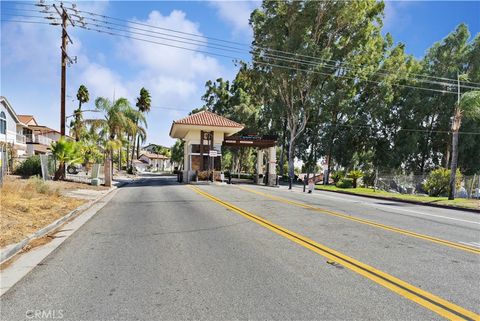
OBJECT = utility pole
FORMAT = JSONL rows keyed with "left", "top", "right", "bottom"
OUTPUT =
{"left": 52, "top": 3, "right": 76, "bottom": 137}
{"left": 35, "top": 1, "right": 83, "bottom": 134}
{"left": 60, "top": 9, "right": 67, "bottom": 137}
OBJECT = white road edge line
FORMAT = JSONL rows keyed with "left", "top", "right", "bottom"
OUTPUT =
{"left": 266, "top": 186, "right": 480, "bottom": 226}
{"left": 459, "top": 241, "right": 480, "bottom": 248}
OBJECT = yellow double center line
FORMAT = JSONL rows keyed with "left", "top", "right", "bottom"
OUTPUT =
{"left": 237, "top": 186, "right": 480, "bottom": 255}
{"left": 188, "top": 185, "right": 479, "bottom": 321}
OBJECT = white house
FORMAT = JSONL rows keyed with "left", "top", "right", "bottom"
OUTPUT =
{"left": 138, "top": 152, "right": 172, "bottom": 172}
{"left": 0, "top": 97, "right": 28, "bottom": 156}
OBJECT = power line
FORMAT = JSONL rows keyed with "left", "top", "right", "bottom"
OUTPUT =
{"left": 73, "top": 14, "right": 477, "bottom": 91}
{"left": 8, "top": 4, "right": 480, "bottom": 88}
{"left": 7, "top": 8, "right": 478, "bottom": 94}
{"left": 0, "top": 19, "right": 57, "bottom": 25}
{"left": 81, "top": 15, "right": 247, "bottom": 52}
{"left": 63, "top": 5, "right": 480, "bottom": 87}
{"left": 317, "top": 123, "right": 480, "bottom": 136}
{"left": 1, "top": 12, "right": 57, "bottom": 20}
{"left": 80, "top": 18, "right": 249, "bottom": 56}
{"left": 72, "top": 24, "right": 461, "bottom": 95}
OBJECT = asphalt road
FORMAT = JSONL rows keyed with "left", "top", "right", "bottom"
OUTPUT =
{"left": 1, "top": 176, "right": 479, "bottom": 321}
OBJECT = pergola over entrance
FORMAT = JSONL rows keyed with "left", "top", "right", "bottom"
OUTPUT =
{"left": 223, "top": 134, "right": 278, "bottom": 186}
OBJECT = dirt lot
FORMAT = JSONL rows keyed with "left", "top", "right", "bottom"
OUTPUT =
{"left": 0, "top": 176, "right": 108, "bottom": 248}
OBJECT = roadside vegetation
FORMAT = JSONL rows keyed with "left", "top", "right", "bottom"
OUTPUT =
{"left": 315, "top": 185, "right": 479, "bottom": 210}
{"left": 0, "top": 176, "right": 92, "bottom": 247}
{"left": 169, "top": 0, "right": 479, "bottom": 201}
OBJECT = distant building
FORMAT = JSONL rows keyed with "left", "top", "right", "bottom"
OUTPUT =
{"left": 17, "top": 115, "right": 59, "bottom": 155}
{"left": 138, "top": 151, "right": 172, "bottom": 172}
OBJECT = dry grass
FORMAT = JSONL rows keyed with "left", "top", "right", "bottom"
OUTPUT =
{"left": 0, "top": 176, "right": 97, "bottom": 248}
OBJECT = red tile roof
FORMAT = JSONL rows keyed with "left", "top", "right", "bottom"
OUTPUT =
{"left": 173, "top": 110, "right": 243, "bottom": 128}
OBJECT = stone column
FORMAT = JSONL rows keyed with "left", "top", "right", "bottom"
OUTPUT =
{"left": 183, "top": 141, "right": 189, "bottom": 183}
{"left": 267, "top": 146, "right": 277, "bottom": 186}
{"left": 104, "top": 156, "right": 112, "bottom": 187}
{"left": 256, "top": 149, "right": 264, "bottom": 184}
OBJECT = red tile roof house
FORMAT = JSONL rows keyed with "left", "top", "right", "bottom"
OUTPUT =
{"left": 169, "top": 110, "right": 244, "bottom": 183}
{"left": 17, "top": 115, "right": 59, "bottom": 155}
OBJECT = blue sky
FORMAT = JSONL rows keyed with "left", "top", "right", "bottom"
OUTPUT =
{"left": 1, "top": 1, "right": 479, "bottom": 147}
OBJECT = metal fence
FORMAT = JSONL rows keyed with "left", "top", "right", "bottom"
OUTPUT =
{"left": 65, "top": 163, "right": 105, "bottom": 184}
{"left": 374, "top": 173, "right": 480, "bottom": 199}
{"left": 0, "top": 146, "right": 7, "bottom": 187}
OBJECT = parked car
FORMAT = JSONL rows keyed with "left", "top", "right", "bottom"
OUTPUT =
{"left": 67, "top": 164, "right": 83, "bottom": 175}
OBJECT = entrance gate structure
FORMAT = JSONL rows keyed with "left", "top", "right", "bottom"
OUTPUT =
{"left": 223, "top": 135, "right": 277, "bottom": 186}
{"left": 169, "top": 110, "right": 277, "bottom": 186}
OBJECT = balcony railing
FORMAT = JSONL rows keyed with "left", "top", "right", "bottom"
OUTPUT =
{"left": 16, "top": 134, "right": 26, "bottom": 144}
{"left": 25, "top": 134, "right": 53, "bottom": 146}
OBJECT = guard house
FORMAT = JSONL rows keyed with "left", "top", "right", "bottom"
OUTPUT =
{"left": 169, "top": 110, "right": 244, "bottom": 183}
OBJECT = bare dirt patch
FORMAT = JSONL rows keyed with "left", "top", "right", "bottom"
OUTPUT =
{"left": 0, "top": 176, "right": 106, "bottom": 248}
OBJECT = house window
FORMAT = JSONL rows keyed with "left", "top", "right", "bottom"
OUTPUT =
{"left": 0, "top": 111, "right": 6, "bottom": 134}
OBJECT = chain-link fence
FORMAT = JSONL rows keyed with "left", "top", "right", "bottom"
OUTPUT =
{"left": 65, "top": 163, "right": 105, "bottom": 184}
{"left": 0, "top": 146, "right": 7, "bottom": 187}
{"left": 374, "top": 172, "right": 480, "bottom": 199}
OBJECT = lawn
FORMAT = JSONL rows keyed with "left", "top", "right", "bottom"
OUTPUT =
{"left": 0, "top": 176, "right": 107, "bottom": 248}
{"left": 315, "top": 185, "right": 480, "bottom": 211}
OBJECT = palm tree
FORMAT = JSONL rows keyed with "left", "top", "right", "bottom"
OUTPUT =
{"left": 449, "top": 90, "right": 480, "bottom": 200}
{"left": 51, "top": 138, "right": 81, "bottom": 180}
{"left": 131, "top": 88, "right": 151, "bottom": 166}
{"left": 70, "top": 85, "right": 89, "bottom": 141}
{"left": 123, "top": 104, "right": 147, "bottom": 170}
{"left": 85, "top": 97, "right": 146, "bottom": 183}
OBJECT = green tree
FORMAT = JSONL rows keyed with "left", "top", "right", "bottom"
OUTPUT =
{"left": 171, "top": 139, "right": 185, "bottom": 169}
{"left": 51, "top": 138, "right": 81, "bottom": 180}
{"left": 424, "top": 168, "right": 462, "bottom": 197}
{"left": 85, "top": 97, "right": 145, "bottom": 175}
{"left": 251, "top": 0, "right": 386, "bottom": 187}
{"left": 347, "top": 169, "right": 363, "bottom": 188}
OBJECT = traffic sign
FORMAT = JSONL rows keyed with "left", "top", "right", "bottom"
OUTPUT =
{"left": 209, "top": 150, "right": 218, "bottom": 157}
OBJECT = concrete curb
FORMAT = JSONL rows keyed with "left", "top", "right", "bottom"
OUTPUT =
{"left": 316, "top": 188, "right": 480, "bottom": 214}
{"left": 0, "top": 180, "right": 130, "bottom": 265}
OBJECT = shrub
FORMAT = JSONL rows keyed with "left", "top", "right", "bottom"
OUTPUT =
{"left": 196, "top": 171, "right": 210, "bottom": 180}
{"left": 15, "top": 155, "right": 42, "bottom": 177}
{"left": 423, "top": 168, "right": 462, "bottom": 197}
{"left": 30, "top": 176, "right": 50, "bottom": 194}
{"left": 347, "top": 169, "right": 363, "bottom": 188}
{"left": 331, "top": 171, "right": 344, "bottom": 184}
{"left": 336, "top": 178, "right": 353, "bottom": 188}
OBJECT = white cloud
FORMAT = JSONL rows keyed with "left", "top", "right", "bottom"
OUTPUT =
{"left": 120, "top": 10, "right": 223, "bottom": 79}
{"left": 116, "top": 9, "right": 229, "bottom": 107}
{"left": 383, "top": 1, "right": 415, "bottom": 31}
{"left": 79, "top": 63, "right": 129, "bottom": 100}
{"left": 1, "top": 5, "right": 239, "bottom": 146}
{"left": 209, "top": 0, "right": 259, "bottom": 37}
